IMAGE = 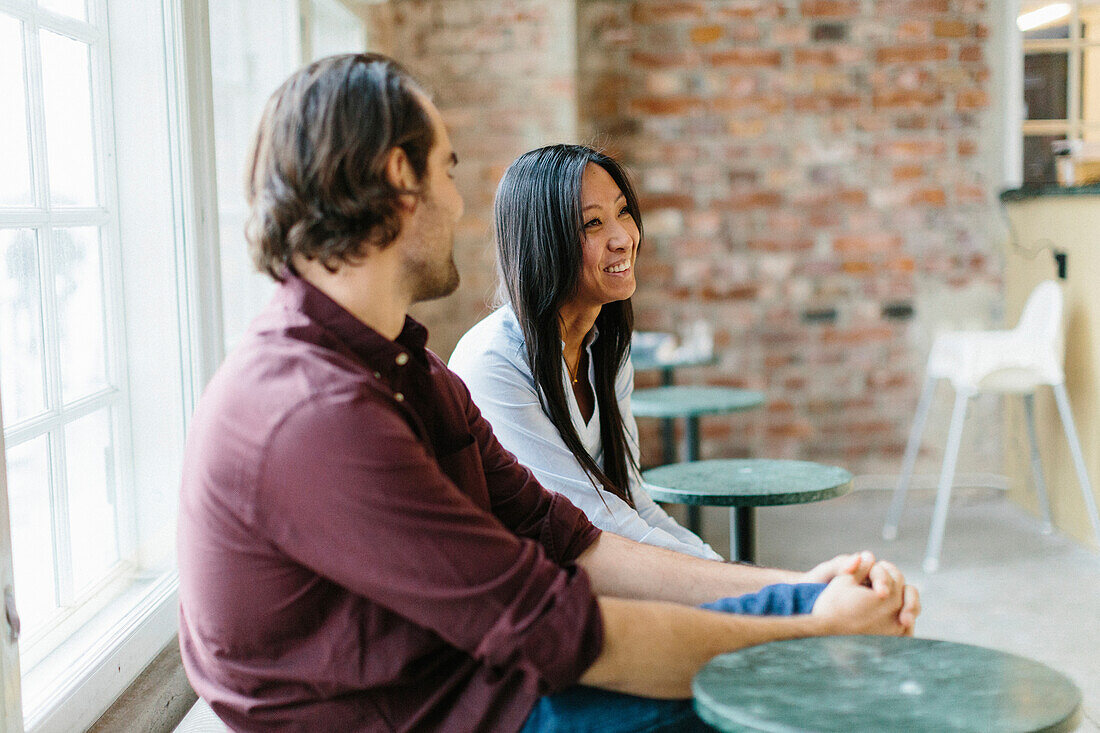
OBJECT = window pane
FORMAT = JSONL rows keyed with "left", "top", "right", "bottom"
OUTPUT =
{"left": 0, "top": 229, "right": 48, "bottom": 425}
{"left": 6, "top": 436, "right": 59, "bottom": 642}
{"left": 1081, "top": 1, "right": 1100, "bottom": 40}
{"left": 38, "top": 0, "right": 87, "bottom": 21}
{"left": 54, "top": 227, "right": 109, "bottom": 401}
{"left": 65, "top": 409, "right": 119, "bottom": 595}
{"left": 40, "top": 30, "right": 97, "bottom": 207}
{"left": 1085, "top": 46, "right": 1100, "bottom": 126}
{"left": 209, "top": 0, "right": 298, "bottom": 351}
{"left": 1024, "top": 134, "right": 1063, "bottom": 183}
{"left": 0, "top": 16, "right": 33, "bottom": 206}
{"left": 1025, "top": 52, "right": 1069, "bottom": 120}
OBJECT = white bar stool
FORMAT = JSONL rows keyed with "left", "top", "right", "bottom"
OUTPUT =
{"left": 883, "top": 280, "right": 1100, "bottom": 571}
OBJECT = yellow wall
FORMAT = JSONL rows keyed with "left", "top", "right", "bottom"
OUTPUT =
{"left": 1003, "top": 195, "right": 1100, "bottom": 549}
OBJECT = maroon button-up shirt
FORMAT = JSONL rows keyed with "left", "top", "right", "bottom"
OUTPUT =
{"left": 178, "top": 275, "right": 603, "bottom": 732}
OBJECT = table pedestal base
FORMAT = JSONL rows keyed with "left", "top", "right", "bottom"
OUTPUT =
{"left": 730, "top": 507, "right": 755, "bottom": 563}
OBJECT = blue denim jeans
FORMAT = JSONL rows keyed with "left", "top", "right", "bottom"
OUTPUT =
{"left": 520, "top": 583, "right": 827, "bottom": 733}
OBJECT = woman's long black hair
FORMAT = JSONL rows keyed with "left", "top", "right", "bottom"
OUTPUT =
{"left": 494, "top": 145, "right": 642, "bottom": 505}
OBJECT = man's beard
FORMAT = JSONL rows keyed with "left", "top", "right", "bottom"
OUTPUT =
{"left": 406, "top": 194, "right": 460, "bottom": 304}
{"left": 409, "top": 252, "right": 460, "bottom": 303}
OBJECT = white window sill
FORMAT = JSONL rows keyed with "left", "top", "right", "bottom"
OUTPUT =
{"left": 24, "top": 572, "right": 178, "bottom": 733}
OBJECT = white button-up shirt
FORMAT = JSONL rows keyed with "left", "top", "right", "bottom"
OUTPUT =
{"left": 449, "top": 306, "right": 721, "bottom": 560}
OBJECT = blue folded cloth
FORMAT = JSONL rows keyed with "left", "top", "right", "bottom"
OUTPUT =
{"left": 701, "top": 582, "right": 827, "bottom": 615}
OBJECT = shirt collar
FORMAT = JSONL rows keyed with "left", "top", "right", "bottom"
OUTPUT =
{"left": 278, "top": 273, "right": 429, "bottom": 372}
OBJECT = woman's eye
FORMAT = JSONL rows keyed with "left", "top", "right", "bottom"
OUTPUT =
{"left": 619, "top": 206, "right": 631, "bottom": 217}
{"left": 584, "top": 218, "right": 601, "bottom": 229}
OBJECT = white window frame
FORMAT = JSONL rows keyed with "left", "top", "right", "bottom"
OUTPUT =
{"left": 0, "top": 0, "right": 223, "bottom": 729}
{"left": 0, "top": 0, "right": 135, "bottom": 671}
{"left": 1016, "top": 1, "right": 1100, "bottom": 180}
{"left": 0, "top": 0, "right": 369, "bottom": 727}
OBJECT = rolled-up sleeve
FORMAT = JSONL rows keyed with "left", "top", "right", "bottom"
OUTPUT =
{"left": 255, "top": 389, "right": 603, "bottom": 692}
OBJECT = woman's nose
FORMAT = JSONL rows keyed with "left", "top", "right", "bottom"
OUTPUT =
{"left": 607, "top": 221, "right": 633, "bottom": 250}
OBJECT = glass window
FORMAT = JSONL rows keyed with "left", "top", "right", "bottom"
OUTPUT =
{"left": 40, "top": 30, "right": 98, "bottom": 208}
{"left": 1019, "top": 1, "right": 1100, "bottom": 183}
{"left": 0, "top": 229, "right": 48, "bottom": 426}
{"left": 0, "top": 1, "right": 195, "bottom": 727}
{"left": 0, "top": 17, "right": 33, "bottom": 207}
{"left": 1024, "top": 52, "right": 1069, "bottom": 119}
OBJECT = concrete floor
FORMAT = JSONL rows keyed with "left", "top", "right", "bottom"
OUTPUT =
{"left": 690, "top": 486, "right": 1100, "bottom": 732}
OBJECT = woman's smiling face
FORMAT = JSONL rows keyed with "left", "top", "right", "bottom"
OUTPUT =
{"left": 568, "top": 162, "right": 640, "bottom": 312}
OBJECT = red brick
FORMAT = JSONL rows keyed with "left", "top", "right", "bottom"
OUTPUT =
{"left": 801, "top": 0, "right": 859, "bottom": 18}
{"left": 876, "top": 44, "right": 950, "bottom": 64}
{"left": 874, "top": 139, "right": 948, "bottom": 158}
{"left": 747, "top": 238, "right": 814, "bottom": 252}
{"left": 802, "top": 208, "right": 838, "bottom": 230}
{"left": 718, "top": 191, "right": 783, "bottom": 210}
{"left": 795, "top": 48, "right": 840, "bottom": 66}
{"left": 631, "top": 2, "right": 705, "bottom": 23}
{"left": 767, "top": 421, "right": 814, "bottom": 439}
{"left": 933, "top": 19, "right": 969, "bottom": 38}
{"left": 639, "top": 193, "right": 695, "bottom": 210}
{"left": 826, "top": 93, "right": 862, "bottom": 110}
{"left": 719, "top": 2, "right": 787, "bottom": 20}
{"left": 886, "top": 256, "right": 916, "bottom": 272}
{"left": 956, "top": 89, "right": 989, "bottom": 110}
{"left": 957, "top": 139, "right": 978, "bottom": 156}
{"left": 873, "top": 90, "right": 944, "bottom": 109}
{"left": 954, "top": 45, "right": 981, "bottom": 62}
{"left": 822, "top": 327, "right": 893, "bottom": 344}
{"left": 834, "top": 234, "right": 904, "bottom": 254}
{"left": 690, "top": 25, "right": 723, "bottom": 44}
{"left": 837, "top": 189, "right": 867, "bottom": 205}
{"left": 892, "top": 165, "right": 924, "bottom": 181}
{"left": 630, "top": 96, "right": 704, "bottom": 115}
{"left": 897, "top": 20, "right": 931, "bottom": 41}
{"left": 709, "top": 49, "right": 783, "bottom": 67}
{"left": 630, "top": 51, "right": 696, "bottom": 69}
{"left": 909, "top": 188, "right": 947, "bottom": 206}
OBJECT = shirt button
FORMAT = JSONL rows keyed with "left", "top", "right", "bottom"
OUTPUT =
{"left": 395, "top": 353, "right": 409, "bottom": 366}
{"left": 394, "top": 392, "right": 405, "bottom": 401}
{"left": 373, "top": 371, "right": 381, "bottom": 379}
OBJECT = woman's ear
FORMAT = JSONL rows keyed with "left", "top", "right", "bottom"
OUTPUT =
{"left": 384, "top": 146, "right": 419, "bottom": 211}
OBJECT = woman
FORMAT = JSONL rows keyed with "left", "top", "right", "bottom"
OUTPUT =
{"left": 449, "top": 144, "right": 720, "bottom": 560}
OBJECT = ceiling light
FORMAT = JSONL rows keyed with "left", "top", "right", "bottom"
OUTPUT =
{"left": 1017, "top": 3, "right": 1071, "bottom": 32}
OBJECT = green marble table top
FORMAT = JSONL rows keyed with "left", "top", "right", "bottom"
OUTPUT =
{"left": 631, "top": 386, "right": 765, "bottom": 418}
{"left": 630, "top": 351, "right": 718, "bottom": 372}
{"left": 693, "top": 636, "right": 1082, "bottom": 733}
{"left": 642, "top": 459, "right": 852, "bottom": 507}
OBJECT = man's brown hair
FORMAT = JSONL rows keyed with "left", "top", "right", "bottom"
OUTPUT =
{"left": 245, "top": 53, "right": 434, "bottom": 279}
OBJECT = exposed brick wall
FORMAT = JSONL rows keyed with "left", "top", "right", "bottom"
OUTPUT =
{"left": 578, "top": 0, "right": 1003, "bottom": 475}
{"left": 386, "top": 0, "right": 579, "bottom": 357}
{"left": 385, "top": 0, "right": 1005, "bottom": 479}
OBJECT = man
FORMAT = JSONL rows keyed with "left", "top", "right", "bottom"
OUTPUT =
{"left": 178, "top": 53, "right": 919, "bottom": 732}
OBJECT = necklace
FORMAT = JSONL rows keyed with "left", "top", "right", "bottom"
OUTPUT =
{"left": 565, "top": 354, "right": 582, "bottom": 385}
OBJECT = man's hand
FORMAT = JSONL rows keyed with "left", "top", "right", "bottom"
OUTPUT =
{"left": 811, "top": 572, "right": 908, "bottom": 636}
{"left": 805, "top": 551, "right": 921, "bottom": 635}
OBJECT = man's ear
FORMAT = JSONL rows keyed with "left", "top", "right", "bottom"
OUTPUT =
{"left": 384, "top": 146, "right": 419, "bottom": 211}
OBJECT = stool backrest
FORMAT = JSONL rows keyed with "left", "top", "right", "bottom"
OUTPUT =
{"left": 1014, "top": 280, "right": 1064, "bottom": 358}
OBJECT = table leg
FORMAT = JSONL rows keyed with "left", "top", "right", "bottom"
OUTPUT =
{"left": 660, "top": 366, "right": 676, "bottom": 465}
{"left": 730, "top": 507, "right": 755, "bottom": 563}
{"left": 684, "top": 416, "right": 701, "bottom": 535}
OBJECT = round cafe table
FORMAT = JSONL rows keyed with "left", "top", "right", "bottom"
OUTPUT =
{"left": 632, "top": 387, "right": 766, "bottom": 537}
{"left": 642, "top": 458, "right": 851, "bottom": 563}
{"left": 693, "top": 636, "right": 1082, "bottom": 733}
